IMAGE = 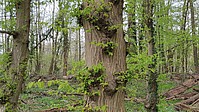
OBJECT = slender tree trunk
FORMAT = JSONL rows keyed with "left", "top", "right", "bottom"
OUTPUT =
{"left": 190, "top": 0, "right": 199, "bottom": 73}
{"left": 127, "top": 0, "right": 137, "bottom": 55}
{"left": 48, "top": 0, "right": 56, "bottom": 75}
{"left": 144, "top": 0, "right": 158, "bottom": 111}
{"left": 82, "top": 0, "right": 126, "bottom": 111}
{"left": 185, "top": 37, "right": 188, "bottom": 73}
{"left": 29, "top": 31, "right": 34, "bottom": 74}
{"left": 35, "top": 0, "right": 42, "bottom": 74}
{"left": 9, "top": 0, "right": 30, "bottom": 110}
{"left": 156, "top": 1, "right": 165, "bottom": 74}
{"left": 138, "top": 1, "right": 146, "bottom": 54}
{"left": 74, "top": 29, "right": 79, "bottom": 61}
{"left": 63, "top": 30, "right": 69, "bottom": 76}
{"left": 78, "top": 28, "right": 81, "bottom": 61}
{"left": 49, "top": 30, "right": 58, "bottom": 75}
{"left": 4, "top": 0, "right": 7, "bottom": 53}
{"left": 181, "top": 0, "right": 189, "bottom": 74}
{"left": 38, "top": 0, "right": 42, "bottom": 74}
{"left": 167, "top": 49, "right": 174, "bottom": 73}
{"left": 7, "top": 1, "right": 14, "bottom": 53}
{"left": 68, "top": 28, "right": 72, "bottom": 58}
{"left": 57, "top": 1, "right": 70, "bottom": 76}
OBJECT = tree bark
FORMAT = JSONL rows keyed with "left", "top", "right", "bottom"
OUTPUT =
{"left": 78, "top": 28, "right": 81, "bottom": 61}
{"left": 180, "top": 0, "right": 189, "bottom": 74}
{"left": 190, "top": 0, "right": 199, "bottom": 73}
{"left": 144, "top": 0, "right": 158, "bottom": 112}
{"left": 48, "top": 0, "right": 57, "bottom": 75}
{"left": 74, "top": 28, "right": 79, "bottom": 61}
{"left": 9, "top": 0, "right": 30, "bottom": 110}
{"left": 63, "top": 29, "right": 69, "bottom": 76}
{"left": 35, "top": 0, "right": 42, "bottom": 74}
{"left": 82, "top": 0, "right": 126, "bottom": 111}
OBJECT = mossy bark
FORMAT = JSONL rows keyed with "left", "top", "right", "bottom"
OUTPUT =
{"left": 9, "top": 0, "right": 30, "bottom": 111}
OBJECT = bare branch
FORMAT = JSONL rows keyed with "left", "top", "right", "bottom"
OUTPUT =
{"left": 33, "top": 28, "right": 53, "bottom": 49}
{"left": 0, "top": 30, "right": 18, "bottom": 36}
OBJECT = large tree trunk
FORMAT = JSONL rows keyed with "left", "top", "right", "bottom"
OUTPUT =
{"left": 82, "top": 0, "right": 126, "bottom": 111}
{"left": 9, "top": 0, "right": 30, "bottom": 110}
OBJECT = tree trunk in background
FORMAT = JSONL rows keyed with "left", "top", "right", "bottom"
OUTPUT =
{"left": 165, "top": 0, "right": 173, "bottom": 73}
{"left": 29, "top": 30, "right": 34, "bottom": 74}
{"left": 7, "top": 1, "right": 14, "bottom": 53}
{"left": 78, "top": 28, "right": 81, "bottom": 61}
{"left": 54, "top": 31, "right": 60, "bottom": 74}
{"left": 63, "top": 29, "right": 69, "bottom": 76}
{"left": 181, "top": 0, "right": 189, "bottom": 74}
{"left": 49, "top": 30, "right": 58, "bottom": 75}
{"left": 190, "top": 0, "right": 199, "bottom": 73}
{"left": 3, "top": 0, "right": 7, "bottom": 53}
{"left": 58, "top": 0, "right": 70, "bottom": 76}
{"left": 68, "top": 28, "right": 72, "bottom": 58}
{"left": 127, "top": 0, "right": 137, "bottom": 55}
{"left": 35, "top": 0, "right": 42, "bottom": 74}
{"left": 1, "top": 1, "right": 4, "bottom": 53}
{"left": 74, "top": 29, "right": 79, "bottom": 61}
{"left": 48, "top": 36, "right": 55, "bottom": 75}
{"left": 156, "top": 1, "right": 165, "bottom": 74}
{"left": 29, "top": 4, "right": 35, "bottom": 74}
{"left": 48, "top": 0, "right": 57, "bottom": 75}
{"left": 138, "top": 1, "right": 145, "bottom": 54}
{"left": 38, "top": 0, "right": 42, "bottom": 75}
{"left": 144, "top": 0, "right": 158, "bottom": 111}
{"left": 9, "top": 0, "right": 30, "bottom": 110}
{"left": 82, "top": 0, "right": 126, "bottom": 111}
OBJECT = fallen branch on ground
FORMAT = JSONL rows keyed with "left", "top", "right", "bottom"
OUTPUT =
{"left": 166, "top": 92, "right": 198, "bottom": 100}
{"left": 164, "top": 77, "right": 199, "bottom": 99}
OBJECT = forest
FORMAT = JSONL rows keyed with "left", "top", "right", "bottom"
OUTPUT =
{"left": 0, "top": 0, "right": 199, "bottom": 112}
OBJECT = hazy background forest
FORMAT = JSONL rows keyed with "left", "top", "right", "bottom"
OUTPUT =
{"left": 0, "top": 0, "right": 199, "bottom": 112}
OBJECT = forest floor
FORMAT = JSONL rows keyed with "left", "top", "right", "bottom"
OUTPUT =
{"left": 19, "top": 73, "right": 199, "bottom": 112}
{"left": 163, "top": 74, "right": 199, "bottom": 112}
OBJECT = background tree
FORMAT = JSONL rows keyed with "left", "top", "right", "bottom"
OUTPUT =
{"left": 190, "top": 0, "right": 199, "bottom": 73}
{"left": 144, "top": 0, "right": 158, "bottom": 111}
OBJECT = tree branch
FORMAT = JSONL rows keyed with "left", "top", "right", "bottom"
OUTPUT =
{"left": 33, "top": 28, "right": 53, "bottom": 49}
{"left": 0, "top": 30, "right": 18, "bottom": 36}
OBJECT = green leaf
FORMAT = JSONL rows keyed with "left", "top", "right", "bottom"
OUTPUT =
{"left": 37, "top": 81, "right": 45, "bottom": 89}
{"left": 27, "top": 82, "right": 35, "bottom": 89}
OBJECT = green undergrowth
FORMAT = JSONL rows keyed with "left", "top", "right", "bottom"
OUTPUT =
{"left": 19, "top": 80, "right": 84, "bottom": 111}
{"left": 125, "top": 73, "right": 178, "bottom": 112}
{"left": 19, "top": 74, "right": 180, "bottom": 111}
